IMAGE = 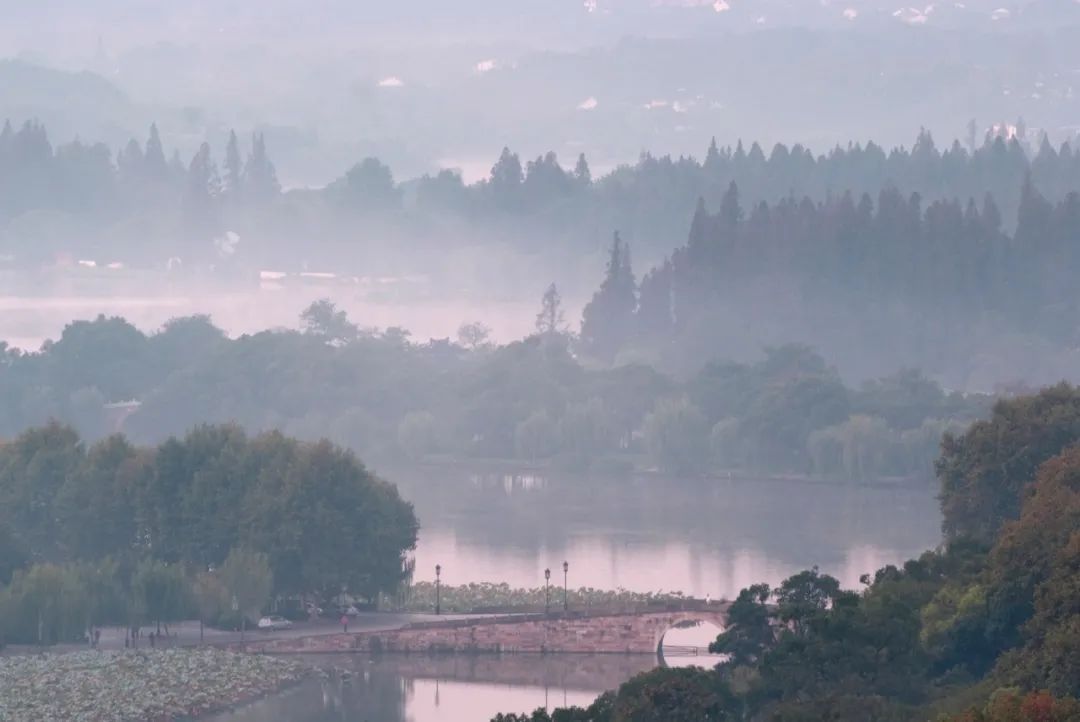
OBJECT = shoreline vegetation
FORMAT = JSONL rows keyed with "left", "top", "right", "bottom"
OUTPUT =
{"left": 404, "top": 455, "right": 933, "bottom": 486}
{"left": 0, "top": 648, "right": 311, "bottom": 721}
{"left": 0, "top": 306, "right": 990, "bottom": 485}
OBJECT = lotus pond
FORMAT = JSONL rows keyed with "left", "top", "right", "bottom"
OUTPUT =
{"left": 386, "top": 581, "right": 690, "bottom": 613}
{"left": 0, "top": 648, "right": 310, "bottom": 721}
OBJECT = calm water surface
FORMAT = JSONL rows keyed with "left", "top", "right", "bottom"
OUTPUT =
{"left": 209, "top": 654, "right": 656, "bottom": 722}
{"left": 392, "top": 467, "right": 942, "bottom": 599}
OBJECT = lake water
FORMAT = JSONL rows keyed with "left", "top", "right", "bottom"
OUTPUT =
{"left": 207, "top": 468, "right": 944, "bottom": 722}
{"left": 208, "top": 653, "right": 659, "bottom": 722}
{"left": 391, "top": 467, "right": 942, "bottom": 600}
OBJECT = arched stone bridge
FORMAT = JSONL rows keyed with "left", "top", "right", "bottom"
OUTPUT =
{"left": 242, "top": 605, "right": 732, "bottom": 656}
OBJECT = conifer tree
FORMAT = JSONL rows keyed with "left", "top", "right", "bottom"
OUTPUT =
{"left": 144, "top": 123, "right": 168, "bottom": 179}
{"left": 243, "top": 132, "right": 280, "bottom": 203}
{"left": 223, "top": 130, "right": 243, "bottom": 198}
{"left": 182, "top": 142, "right": 222, "bottom": 241}
{"left": 580, "top": 231, "right": 637, "bottom": 362}
{"left": 704, "top": 137, "right": 721, "bottom": 174}
{"left": 490, "top": 147, "right": 523, "bottom": 209}
{"left": 637, "top": 259, "right": 674, "bottom": 338}
{"left": 117, "top": 138, "right": 144, "bottom": 184}
{"left": 574, "top": 153, "right": 592, "bottom": 186}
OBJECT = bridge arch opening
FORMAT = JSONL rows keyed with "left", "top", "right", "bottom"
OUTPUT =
{"left": 656, "top": 617, "right": 728, "bottom": 668}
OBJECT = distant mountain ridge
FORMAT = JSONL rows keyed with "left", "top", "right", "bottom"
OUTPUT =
{"left": 0, "top": 60, "right": 133, "bottom": 147}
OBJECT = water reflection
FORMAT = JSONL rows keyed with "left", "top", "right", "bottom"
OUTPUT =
{"left": 207, "top": 654, "right": 656, "bottom": 722}
{"left": 468, "top": 473, "right": 549, "bottom": 495}
{"left": 393, "top": 469, "right": 941, "bottom": 599}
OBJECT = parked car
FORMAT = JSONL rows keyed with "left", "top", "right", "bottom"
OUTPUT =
{"left": 340, "top": 605, "right": 360, "bottom": 617}
{"left": 257, "top": 615, "right": 293, "bottom": 631}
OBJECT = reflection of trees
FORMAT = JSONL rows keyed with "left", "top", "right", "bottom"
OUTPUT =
{"left": 208, "top": 662, "right": 408, "bottom": 722}
{"left": 205, "top": 654, "right": 655, "bottom": 722}
{"left": 392, "top": 465, "right": 940, "bottom": 582}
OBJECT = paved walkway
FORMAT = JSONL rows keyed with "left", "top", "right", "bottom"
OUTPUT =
{"left": 2, "top": 612, "right": 494, "bottom": 656}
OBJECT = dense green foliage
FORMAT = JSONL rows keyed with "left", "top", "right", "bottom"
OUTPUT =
{"left": 493, "top": 387, "right": 1080, "bottom": 721}
{"left": 0, "top": 423, "right": 417, "bottom": 643}
{"left": 937, "top": 383, "right": 1080, "bottom": 544}
{"left": 0, "top": 309, "right": 988, "bottom": 480}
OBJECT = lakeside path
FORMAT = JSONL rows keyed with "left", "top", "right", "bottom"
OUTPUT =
{"left": 1, "top": 612, "right": 494, "bottom": 657}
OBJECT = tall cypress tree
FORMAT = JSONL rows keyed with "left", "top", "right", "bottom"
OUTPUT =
{"left": 574, "top": 153, "right": 592, "bottom": 186}
{"left": 182, "top": 142, "right": 222, "bottom": 245}
{"left": 223, "top": 130, "right": 243, "bottom": 198}
{"left": 580, "top": 231, "right": 637, "bottom": 362}
{"left": 144, "top": 123, "right": 168, "bottom": 180}
{"left": 637, "top": 258, "right": 674, "bottom": 338}
{"left": 243, "top": 132, "right": 280, "bottom": 203}
{"left": 117, "top": 138, "right": 144, "bottom": 184}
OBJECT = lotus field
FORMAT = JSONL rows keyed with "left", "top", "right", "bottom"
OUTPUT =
{"left": 388, "top": 581, "right": 690, "bottom": 613}
{"left": 0, "top": 648, "right": 309, "bottom": 721}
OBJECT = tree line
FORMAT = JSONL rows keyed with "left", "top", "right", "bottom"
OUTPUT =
{"left": 575, "top": 173, "right": 1080, "bottom": 386}
{"left": 3, "top": 119, "right": 1079, "bottom": 268}
{"left": 0, "top": 423, "right": 417, "bottom": 644}
{"left": 492, "top": 384, "right": 1080, "bottom": 721}
{"left": 0, "top": 305, "right": 990, "bottom": 481}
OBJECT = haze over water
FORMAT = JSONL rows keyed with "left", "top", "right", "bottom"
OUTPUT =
{"left": 395, "top": 468, "right": 940, "bottom": 602}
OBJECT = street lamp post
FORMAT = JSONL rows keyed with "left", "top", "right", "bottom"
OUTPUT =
{"left": 544, "top": 568, "right": 551, "bottom": 614}
{"left": 562, "top": 561, "right": 569, "bottom": 612}
{"left": 435, "top": 564, "right": 442, "bottom": 616}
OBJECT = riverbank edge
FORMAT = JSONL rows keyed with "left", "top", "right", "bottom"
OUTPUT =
{"left": 186, "top": 669, "right": 314, "bottom": 720}
{"left": 382, "top": 456, "right": 932, "bottom": 488}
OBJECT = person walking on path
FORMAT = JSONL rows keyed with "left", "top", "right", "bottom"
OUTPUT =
{"left": 341, "top": 615, "right": 349, "bottom": 633}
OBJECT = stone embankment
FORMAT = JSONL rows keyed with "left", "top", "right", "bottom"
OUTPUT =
{"left": 239, "top": 606, "right": 732, "bottom": 655}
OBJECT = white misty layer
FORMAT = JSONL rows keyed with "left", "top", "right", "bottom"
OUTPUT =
{"left": 377, "top": 76, "right": 404, "bottom": 88}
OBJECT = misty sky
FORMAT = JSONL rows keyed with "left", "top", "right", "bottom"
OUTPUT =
{"left": 3, "top": 0, "right": 1079, "bottom": 186}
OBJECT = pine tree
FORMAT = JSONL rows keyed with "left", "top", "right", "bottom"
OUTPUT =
{"left": 490, "top": 147, "right": 523, "bottom": 209}
{"left": 718, "top": 181, "right": 742, "bottom": 228}
{"left": 636, "top": 259, "right": 674, "bottom": 338}
{"left": 704, "top": 137, "right": 721, "bottom": 174}
{"left": 687, "top": 197, "right": 711, "bottom": 263}
{"left": 117, "top": 138, "right": 144, "bottom": 183}
{"left": 579, "top": 231, "right": 637, "bottom": 362}
{"left": 574, "top": 153, "right": 592, "bottom": 186}
{"left": 223, "top": 130, "right": 243, "bottom": 198}
{"left": 243, "top": 133, "right": 280, "bottom": 203}
{"left": 144, "top": 123, "right": 168, "bottom": 179}
{"left": 169, "top": 150, "right": 186, "bottom": 185}
{"left": 0, "top": 119, "right": 13, "bottom": 152}
{"left": 182, "top": 142, "right": 222, "bottom": 241}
